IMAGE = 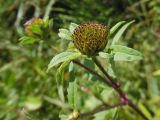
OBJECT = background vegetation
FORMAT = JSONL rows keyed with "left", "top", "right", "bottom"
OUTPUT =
{"left": 0, "top": 0, "right": 160, "bottom": 120}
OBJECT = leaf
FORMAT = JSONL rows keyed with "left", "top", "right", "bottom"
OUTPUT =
{"left": 69, "top": 61, "right": 74, "bottom": 72}
{"left": 31, "top": 25, "right": 43, "bottom": 36}
{"left": 114, "top": 52, "right": 142, "bottom": 61}
{"left": 59, "top": 114, "right": 70, "bottom": 120}
{"left": 19, "top": 36, "right": 39, "bottom": 44}
{"left": 110, "top": 21, "right": 126, "bottom": 36}
{"left": 111, "top": 20, "right": 135, "bottom": 47}
{"left": 113, "top": 45, "right": 142, "bottom": 61}
{"left": 69, "top": 23, "right": 79, "bottom": 34}
{"left": 113, "top": 45, "right": 142, "bottom": 56}
{"left": 93, "top": 108, "right": 117, "bottom": 120}
{"left": 67, "top": 80, "right": 78, "bottom": 110}
{"left": 56, "top": 61, "right": 70, "bottom": 102}
{"left": 47, "top": 52, "right": 81, "bottom": 71}
{"left": 98, "top": 52, "right": 112, "bottom": 59}
{"left": 138, "top": 103, "right": 152, "bottom": 120}
{"left": 24, "top": 96, "right": 42, "bottom": 111}
{"left": 56, "top": 61, "right": 70, "bottom": 85}
{"left": 153, "top": 69, "right": 160, "bottom": 76}
{"left": 107, "top": 61, "right": 116, "bottom": 78}
{"left": 58, "top": 29, "right": 72, "bottom": 40}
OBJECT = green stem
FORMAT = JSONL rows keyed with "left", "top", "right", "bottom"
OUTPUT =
{"left": 43, "top": 0, "right": 56, "bottom": 20}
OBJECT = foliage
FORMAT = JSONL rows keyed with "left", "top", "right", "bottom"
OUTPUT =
{"left": 0, "top": 0, "right": 160, "bottom": 120}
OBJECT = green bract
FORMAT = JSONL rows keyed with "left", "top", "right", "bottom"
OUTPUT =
{"left": 72, "top": 23, "right": 109, "bottom": 56}
{"left": 24, "top": 18, "right": 44, "bottom": 36}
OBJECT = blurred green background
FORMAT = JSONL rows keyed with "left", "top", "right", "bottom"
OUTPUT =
{"left": 0, "top": 0, "right": 160, "bottom": 120}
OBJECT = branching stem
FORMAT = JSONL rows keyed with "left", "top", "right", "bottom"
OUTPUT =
{"left": 78, "top": 103, "right": 123, "bottom": 119}
{"left": 72, "top": 59, "right": 149, "bottom": 120}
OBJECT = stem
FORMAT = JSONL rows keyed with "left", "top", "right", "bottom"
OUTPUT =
{"left": 78, "top": 103, "right": 123, "bottom": 119}
{"left": 92, "top": 57, "right": 148, "bottom": 120}
{"left": 73, "top": 59, "right": 149, "bottom": 120}
{"left": 43, "top": 0, "right": 56, "bottom": 20}
{"left": 92, "top": 57, "right": 128, "bottom": 105}
{"left": 72, "top": 60, "right": 111, "bottom": 86}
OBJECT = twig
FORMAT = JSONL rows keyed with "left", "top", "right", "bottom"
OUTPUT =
{"left": 73, "top": 59, "right": 149, "bottom": 120}
{"left": 72, "top": 60, "right": 111, "bottom": 86}
{"left": 92, "top": 57, "right": 148, "bottom": 120}
{"left": 78, "top": 103, "right": 123, "bottom": 119}
{"left": 92, "top": 57, "right": 128, "bottom": 105}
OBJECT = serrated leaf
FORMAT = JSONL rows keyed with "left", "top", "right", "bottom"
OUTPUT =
{"left": 110, "top": 21, "right": 126, "bottom": 36}
{"left": 56, "top": 61, "right": 70, "bottom": 102}
{"left": 69, "top": 23, "right": 79, "bottom": 34}
{"left": 113, "top": 45, "right": 142, "bottom": 56}
{"left": 67, "top": 80, "right": 78, "bottom": 110}
{"left": 114, "top": 52, "right": 142, "bottom": 61}
{"left": 111, "top": 20, "right": 135, "bottom": 47}
{"left": 19, "top": 36, "right": 39, "bottom": 44}
{"left": 58, "top": 29, "right": 72, "bottom": 40}
{"left": 47, "top": 52, "right": 81, "bottom": 71}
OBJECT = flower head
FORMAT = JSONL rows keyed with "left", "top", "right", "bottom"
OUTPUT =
{"left": 72, "top": 23, "right": 109, "bottom": 56}
{"left": 24, "top": 18, "right": 44, "bottom": 36}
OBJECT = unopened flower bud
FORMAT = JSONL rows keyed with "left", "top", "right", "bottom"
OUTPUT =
{"left": 24, "top": 18, "right": 44, "bottom": 36}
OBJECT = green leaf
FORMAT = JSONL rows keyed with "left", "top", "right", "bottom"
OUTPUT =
{"left": 24, "top": 96, "right": 42, "bottom": 111}
{"left": 69, "top": 23, "right": 79, "bottom": 34}
{"left": 59, "top": 114, "right": 70, "bottom": 120}
{"left": 19, "top": 36, "right": 39, "bottom": 44}
{"left": 153, "top": 69, "right": 160, "bottom": 76}
{"left": 31, "top": 25, "right": 43, "bottom": 36}
{"left": 93, "top": 108, "right": 117, "bottom": 120}
{"left": 113, "top": 45, "right": 142, "bottom": 61}
{"left": 56, "top": 61, "right": 70, "bottom": 85}
{"left": 69, "top": 61, "right": 74, "bottom": 72}
{"left": 113, "top": 45, "right": 142, "bottom": 56}
{"left": 58, "top": 29, "right": 72, "bottom": 40}
{"left": 43, "top": 18, "right": 49, "bottom": 28}
{"left": 110, "top": 21, "right": 126, "bottom": 36}
{"left": 56, "top": 61, "right": 70, "bottom": 102}
{"left": 98, "top": 52, "right": 112, "bottom": 59}
{"left": 67, "top": 80, "right": 78, "bottom": 110}
{"left": 47, "top": 52, "right": 81, "bottom": 71}
{"left": 138, "top": 103, "right": 152, "bottom": 120}
{"left": 107, "top": 60, "right": 116, "bottom": 78}
{"left": 111, "top": 20, "right": 135, "bottom": 47}
{"left": 114, "top": 52, "right": 142, "bottom": 61}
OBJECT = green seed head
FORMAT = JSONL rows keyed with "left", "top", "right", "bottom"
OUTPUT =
{"left": 72, "top": 23, "right": 109, "bottom": 56}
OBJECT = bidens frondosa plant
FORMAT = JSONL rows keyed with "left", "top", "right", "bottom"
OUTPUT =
{"left": 20, "top": 19, "right": 148, "bottom": 120}
{"left": 47, "top": 21, "right": 149, "bottom": 120}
